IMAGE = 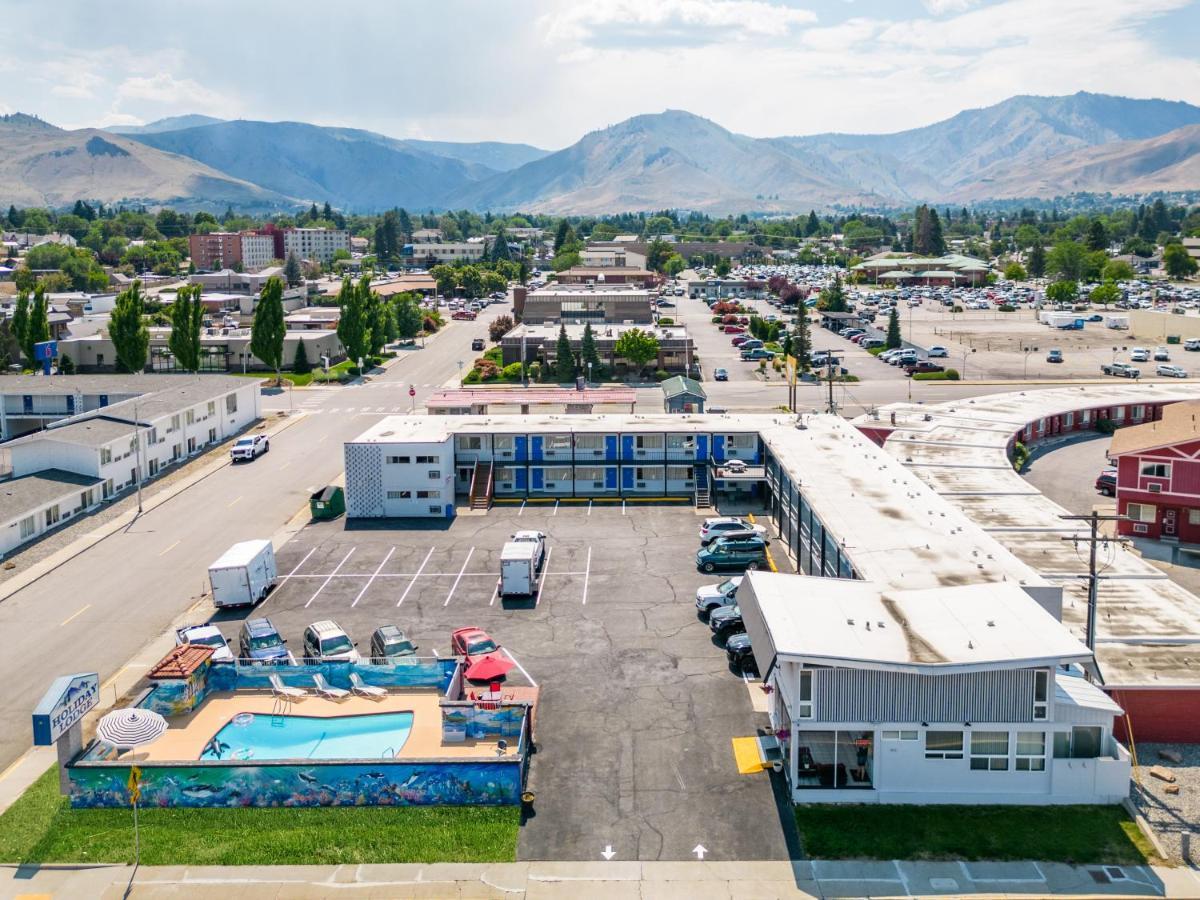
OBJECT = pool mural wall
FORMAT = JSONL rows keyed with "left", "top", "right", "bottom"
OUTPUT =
{"left": 67, "top": 758, "right": 523, "bottom": 808}
{"left": 441, "top": 701, "right": 528, "bottom": 742}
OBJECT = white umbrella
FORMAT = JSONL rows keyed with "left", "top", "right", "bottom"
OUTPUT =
{"left": 96, "top": 708, "right": 167, "bottom": 749}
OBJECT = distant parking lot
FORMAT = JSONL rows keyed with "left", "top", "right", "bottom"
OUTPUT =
{"left": 209, "top": 501, "right": 796, "bottom": 862}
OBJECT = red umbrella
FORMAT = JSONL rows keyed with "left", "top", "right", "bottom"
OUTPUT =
{"left": 465, "top": 653, "right": 515, "bottom": 682}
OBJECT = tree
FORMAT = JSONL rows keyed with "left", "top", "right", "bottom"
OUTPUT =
{"left": 553, "top": 220, "right": 575, "bottom": 254}
{"left": 663, "top": 254, "right": 685, "bottom": 277}
{"left": 11, "top": 290, "right": 29, "bottom": 366}
{"left": 554, "top": 324, "right": 576, "bottom": 382}
{"left": 1102, "top": 259, "right": 1135, "bottom": 281}
{"left": 804, "top": 210, "right": 820, "bottom": 237}
{"left": 251, "top": 276, "right": 286, "bottom": 381}
{"left": 168, "top": 283, "right": 204, "bottom": 371}
{"left": 284, "top": 251, "right": 303, "bottom": 286}
{"left": 645, "top": 239, "right": 674, "bottom": 272}
{"left": 1086, "top": 219, "right": 1109, "bottom": 252}
{"left": 885, "top": 306, "right": 902, "bottom": 350}
{"left": 1164, "top": 243, "right": 1199, "bottom": 279}
{"left": 791, "top": 310, "right": 812, "bottom": 372}
{"left": 430, "top": 264, "right": 457, "bottom": 297}
{"left": 57, "top": 352, "right": 76, "bottom": 375}
{"left": 488, "top": 314, "right": 514, "bottom": 342}
{"left": 580, "top": 321, "right": 603, "bottom": 378}
{"left": 613, "top": 327, "right": 659, "bottom": 374}
{"left": 336, "top": 276, "right": 371, "bottom": 366}
{"left": 457, "top": 265, "right": 484, "bottom": 298}
{"left": 1028, "top": 241, "right": 1046, "bottom": 278}
{"left": 366, "top": 283, "right": 390, "bottom": 355}
{"left": 109, "top": 280, "right": 149, "bottom": 373}
{"left": 394, "top": 295, "right": 424, "bottom": 340}
{"left": 1045, "top": 280, "right": 1078, "bottom": 306}
{"left": 1003, "top": 261, "right": 1027, "bottom": 281}
{"left": 24, "top": 285, "right": 50, "bottom": 367}
{"left": 1047, "top": 241, "right": 1090, "bottom": 281}
{"left": 1014, "top": 224, "right": 1041, "bottom": 249}
{"left": 912, "top": 205, "right": 946, "bottom": 256}
{"left": 1090, "top": 280, "right": 1121, "bottom": 307}
{"left": 714, "top": 257, "right": 732, "bottom": 277}
{"left": 817, "top": 273, "right": 847, "bottom": 312}
{"left": 292, "top": 339, "right": 312, "bottom": 374}
{"left": 490, "top": 226, "right": 512, "bottom": 262}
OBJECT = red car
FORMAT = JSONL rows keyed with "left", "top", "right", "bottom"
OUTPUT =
{"left": 452, "top": 310, "right": 477, "bottom": 321}
{"left": 904, "top": 361, "right": 945, "bottom": 375}
{"left": 731, "top": 335, "right": 751, "bottom": 347}
{"left": 450, "top": 627, "right": 500, "bottom": 660}
{"left": 724, "top": 325, "right": 746, "bottom": 334}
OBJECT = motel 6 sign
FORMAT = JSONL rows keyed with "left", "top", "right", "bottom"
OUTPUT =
{"left": 32, "top": 672, "right": 99, "bottom": 746}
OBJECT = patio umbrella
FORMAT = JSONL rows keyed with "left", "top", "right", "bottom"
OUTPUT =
{"left": 96, "top": 708, "right": 168, "bottom": 750}
{"left": 465, "top": 653, "right": 515, "bottom": 683}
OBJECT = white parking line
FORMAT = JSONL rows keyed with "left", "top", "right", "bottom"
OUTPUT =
{"left": 397, "top": 546, "right": 434, "bottom": 606}
{"left": 443, "top": 546, "right": 475, "bottom": 606}
{"left": 622, "top": 498, "right": 626, "bottom": 515}
{"left": 552, "top": 499, "right": 559, "bottom": 516}
{"left": 582, "top": 547, "right": 591, "bottom": 605}
{"left": 305, "top": 548, "right": 355, "bottom": 607}
{"left": 518, "top": 499, "right": 526, "bottom": 516}
{"left": 278, "top": 547, "right": 316, "bottom": 582}
{"left": 351, "top": 546, "right": 395, "bottom": 607}
{"left": 587, "top": 499, "right": 592, "bottom": 516}
{"left": 488, "top": 581, "right": 499, "bottom": 606}
{"left": 503, "top": 648, "right": 537, "bottom": 688}
{"left": 534, "top": 546, "right": 553, "bottom": 607}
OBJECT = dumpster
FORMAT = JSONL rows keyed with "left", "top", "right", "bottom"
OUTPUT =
{"left": 309, "top": 485, "right": 345, "bottom": 520}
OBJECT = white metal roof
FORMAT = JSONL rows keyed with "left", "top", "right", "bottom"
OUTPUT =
{"left": 1055, "top": 672, "right": 1123, "bottom": 714}
{"left": 209, "top": 539, "right": 272, "bottom": 570}
{"left": 744, "top": 572, "right": 1090, "bottom": 674}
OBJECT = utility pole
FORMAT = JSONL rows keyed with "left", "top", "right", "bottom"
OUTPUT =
{"left": 1059, "top": 511, "right": 1128, "bottom": 656}
{"left": 132, "top": 400, "right": 143, "bottom": 514}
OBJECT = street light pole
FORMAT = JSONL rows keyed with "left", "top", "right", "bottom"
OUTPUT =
{"left": 132, "top": 400, "right": 143, "bottom": 514}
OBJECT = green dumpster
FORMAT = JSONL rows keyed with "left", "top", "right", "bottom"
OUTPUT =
{"left": 309, "top": 485, "right": 345, "bottom": 520}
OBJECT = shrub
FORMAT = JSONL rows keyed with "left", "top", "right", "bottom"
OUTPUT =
{"left": 475, "top": 359, "right": 501, "bottom": 381}
{"left": 1096, "top": 418, "right": 1116, "bottom": 435}
{"left": 527, "top": 361, "right": 541, "bottom": 381}
{"left": 944, "top": 368, "right": 960, "bottom": 380}
{"left": 654, "top": 369, "right": 670, "bottom": 381}
{"left": 483, "top": 346, "right": 503, "bottom": 364}
{"left": 997, "top": 304, "right": 1016, "bottom": 312}
{"left": 657, "top": 317, "right": 674, "bottom": 325}
{"left": 501, "top": 362, "right": 524, "bottom": 380}
{"left": 488, "top": 315, "right": 514, "bottom": 342}
{"left": 710, "top": 316, "right": 722, "bottom": 324}
{"left": 867, "top": 346, "right": 886, "bottom": 356}
{"left": 463, "top": 369, "right": 482, "bottom": 384}
{"left": 1011, "top": 440, "right": 1030, "bottom": 472}
{"left": 951, "top": 305, "right": 964, "bottom": 313}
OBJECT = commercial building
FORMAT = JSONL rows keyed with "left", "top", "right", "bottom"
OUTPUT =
{"left": 555, "top": 266, "right": 657, "bottom": 289}
{"left": 519, "top": 285, "right": 654, "bottom": 325}
{"left": 282, "top": 228, "right": 350, "bottom": 265}
{"left": 685, "top": 277, "right": 767, "bottom": 301}
{"left": 1109, "top": 400, "right": 1200, "bottom": 542}
{"left": 741, "top": 572, "right": 1129, "bottom": 805}
{"left": 188, "top": 232, "right": 276, "bottom": 272}
{"left": 425, "top": 387, "right": 636, "bottom": 416}
{"left": 851, "top": 253, "right": 991, "bottom": 286}
{"left": 402, "top": 243, "right": 485, "bottom": 267}
{"left": 499, "top": 322, "right": 695, "bottom": 374}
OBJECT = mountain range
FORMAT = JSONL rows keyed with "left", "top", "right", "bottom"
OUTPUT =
{"left": 1, "top": 93, "right": 1198, "bottom": 214}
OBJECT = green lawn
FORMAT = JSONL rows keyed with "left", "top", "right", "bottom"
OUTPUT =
{"left": 0, "top": 769, "right": 519, "bottom": 866}
{"left": 794, "top": 804, "right": 1155, "bottom": 864}
{"left": 231, "top": 359, "right": 359, "bottom": 387}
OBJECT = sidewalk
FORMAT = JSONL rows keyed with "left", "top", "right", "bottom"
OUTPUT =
{"left": 2, "top": 859, "right": 1198, "bottom": 899}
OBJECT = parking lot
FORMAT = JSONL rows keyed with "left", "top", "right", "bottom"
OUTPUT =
{"left": 208, "top": 501, "right": 797, "bottom": 862}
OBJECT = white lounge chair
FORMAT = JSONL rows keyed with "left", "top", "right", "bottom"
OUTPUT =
{"left": 312, "top": 672, "right": 349, "bottom": 700}
{"left": 349, "top": 672, "right": 386, "bottom": 699}
{"left": 269, "top": 673, "right": 306, "bottom": 700}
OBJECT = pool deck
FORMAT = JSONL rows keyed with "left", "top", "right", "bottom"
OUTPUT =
{"left": 134, "top": 689, "right": 514, "bottom": 762}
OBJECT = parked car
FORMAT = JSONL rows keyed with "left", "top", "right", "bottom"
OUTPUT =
{"left": 699, "top": 517, "right": 767, "bottom": 545}
{"left": 1130, "top": 347, "right": 1150, "bottom": 362}
{"left": 695, "top": 576, "right": 743, "bottom": 615}
{"left": 904, "top": 361, "right": 944, "bottom": 375}
{"left": 510, "top": 530, "right": 547, "bottom": 568}
{"left": 369, "top": 625, "right": 418, "bottom": 660}
{"left": 452, "top": 310, "right": 477, "bottom": 320}
{"left": 860, "top": 338, "right": 885, "bottom": 349}
{"left": 471, "top": 338, "right": 485, "bottom": 351}
{"left": 723, "top": 325, "right": 746, "bottom": 334}
{"left": 238, "top": 618, "right": 289, "bottom": 663}
{"left": 1087, "top": 314, "right": 1104, "bottom": 322}
{"left": 1102, "top": 362, "right": 1141, "bottom": 378}
{"left": 725, "top": 632, "right": 756, "bottom": 671}
{"left": 811, "top": 352, "right": 840, "bottom": 367}
{"left": 230, "top": 434, "right": 269, "bottom": 462}
{"left": 450, "top": 626, "right": 500, "bottom": 660}
{"left": 1046, "top": 349, "right": 1063, "bottom": 363}
{"left": 176, "top": 624, "right": 233, "bottom": 663}
{"left": 1095, "top": 469, "right": 1117, "bottom": 497}
{"left": 695, "top": 535, "right": 768, "bottom": 573}
{"left": 741, "top": 348, "right": 775, "bottom": 361}
{"left": 709, "top": 604, "right": 745, "bottom": 640}
{"left": 731, "top": 335, "right": 752, "bottom": 347}
{"left": 1154, "top": 347, "right": 1171, "bottom": 361}
{"left": 1158, "top": 364, "right": 1188, "bottom": 378}
{"left": 713, "top": 367, "right": 729, "bottom": 381}
{"left": 301, "top": 620, "right": 360, "bottom": 663}
{"left": 888, "top": 350, "right": 919, "bottom": 366}
{"left": 1184, "top": 339, "right": 1200, "bottom": 352}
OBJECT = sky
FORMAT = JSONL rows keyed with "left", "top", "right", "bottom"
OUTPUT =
{"left": 5, "top": 0, "right": 1199, "bottom": 149}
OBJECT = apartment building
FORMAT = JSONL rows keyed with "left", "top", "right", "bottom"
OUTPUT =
{"left": 402, "top": 242, "right": 485, "bottom": 267}
{"left": 282, "top": 228, "right": 351, "bottom": 264}
{"left": 188, "top": 232, "right": 277, "bottom": 272}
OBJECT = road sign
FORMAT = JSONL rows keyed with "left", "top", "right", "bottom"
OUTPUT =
{"left": 409, "top": 386, "right": 416, "bottom": 397}
{"left": 32, "top": 672, "right": 99, "bottom": 746}
{"left": 33, "top": 340, "right": 57, "bottom": 361}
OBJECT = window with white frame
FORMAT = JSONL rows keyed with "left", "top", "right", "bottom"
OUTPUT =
{"left": 1132, "top": 405, "right": 1144, "bottom": 419}
{"left": 882, "top": 730, "right": 918, "bottom": 741}
{"left": 417, "top": 490, "right": 441, "bottom": 499}
{"left": 458, "top": 436, "right": 483, "bottom": 450}
{"left": 429, "top": 505, "right": 440, "bottom": 514}
{"left": 428, "top": 470, "right": 440, "bottom": 479}
{"left": 970, "top": 731, "right": 1010, "bottom": 770}
{"left": 1126, "top": 503, "right": 1156, "bottom": 523}
{"left": 797, "top": 670, "right": 812, "bottom": 718}
{"left": 207, "top": 401, "right": 216, "bottom": 417}
{"left": 547, "top": 434, "right": 571, "bottom": 450}
{"left": 1189, "top": 510, "right": 1200, "bottom": 526}
{"left": 415, "top": 455, "right": 437, "bottom": 464}
{"left": 100, "top": 447, "right": 112, "bottom": 465}
{"left": 186, "top": 410, "right": 195, "bottom": 425}
{"left": 925, "top": 731, "right": 963, "bottom": 759}
{"left": 1140, "top": 462, "right": 1170, "bottom": 478}
{"left": 1015, "top": 732, "right": 1046, "bottom": 771}
{"left": 45, "top": 506, "right": 59, "bottom": 528}
{"left": 386, "top": 455, "right": 410, "bottom": 464}
{"left": 226, "top": 394, "right": 238, "bottom": 414}
{"left": 19, "top": 516, "right": 35, "bottom": 539}
{"left": 1033, "top": 670, "right": 1049, "bottom": 720}
{"left": 386, "top": 490, "right": 412, "bottom": 499}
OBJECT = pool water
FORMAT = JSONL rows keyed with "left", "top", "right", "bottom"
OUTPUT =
{"left": 200, "top": 711, "right": 414, "bottom": 761}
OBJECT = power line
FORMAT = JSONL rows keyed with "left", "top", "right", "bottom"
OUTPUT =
{"left": 1059, "top": 511, "right": 1129, "bottom": 670}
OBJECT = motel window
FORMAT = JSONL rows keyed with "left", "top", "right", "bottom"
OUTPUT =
{"left": 100, "top": 447, "right": 112, "bottom": 465}
{"left": 207, "top": 401, "right": 216, "bottom": 417}
{"left": 1015, "top": 732, "right": 1046, "bottom": 771}
{"left": 1033, "top": 670, "right": 1049, "bottom": 720}
{"left": 428, "top": 470, "right": 440, "bottom": 479}
{"left": 45, "top": 506, "right": 60, "bottom": 528}
{"left": 429, "top": 506, "right": 440, "bottom": 514}
{"left": 970, "top": 731, "right": 1010, "bottom": 771}
{"left": 170, "top": 414, "right": 180, "bottom": 433}
{"left": 1133, "top": 405, "right": 1145, "bottom": 420}
{"left": 386, "top": 456, "right": 410, "bottom": 464}
{"left": 798, "top": 670, "right": 813, "bottom": 718}
{"left": 458, "top": 436, "right": 483, "bottom": 451}
{"left": 547, "top": 434, "right": 571, "bottom": 450}
{"left": 1126, "top": 503, "right": 1156, "bottom": 523}
{"left": 882, "top": 730, "right": 918, "bottom": 741}
{"left": 925, "top": 731, "right": 963, "bottom": 760}
{"left": 1189, "top": 510, "right": 1200, "bottom": 526}
{"left": 417, "top": 490, "right": 441, "bottom": 499}
{"left": 19, "top": 516, "right": 35, "bottom": 539}
{"left": 415, "top": 455, "right": 437, "bottom": 464}
{"left": 186, "top": 410, "right": 195, "bottom": 425}
{"left": 386, "top": 490, "right": 412, "bottom": 500}
{"left": 1065, "top": 412, "right": 1074, "bottom": 427}
{"left": 226, "top": 394, "right": 238, "bottom": 414}
{"left": 1140, "top": 462, "right": 1170, "bottom": 479}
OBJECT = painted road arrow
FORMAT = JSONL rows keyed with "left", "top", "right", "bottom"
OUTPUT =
{"left": 693, "top": 844, "right": 708, "bottom": 860}
{"left": 601, "top": 845, "right": 616, "bottom": 860}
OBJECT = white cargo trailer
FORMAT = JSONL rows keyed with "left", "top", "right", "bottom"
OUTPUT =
{"left": 209, "top": 539, "right": 277, "bottom": 608}
{"left": 499, "top": 541, "right": 538, "bottom": 598}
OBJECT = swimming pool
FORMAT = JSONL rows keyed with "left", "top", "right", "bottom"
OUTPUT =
{"left": 200, "top": 711, "right": 414, "bottom": 761}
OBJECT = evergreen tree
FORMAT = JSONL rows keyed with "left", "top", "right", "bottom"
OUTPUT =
{"left": 336, "top": 276, "right": 372, "bottom": 367}
{"left": 397, "top": 208, "right": 414, "bottom": 244}
{"left": 792, "top": 310, "right": 811, "bottom": 372}
{"left": 885, "top": 307, "right": 902, "bottom": 349}
{"left": 250, "top": 276, "right": 286, "bottom": 381}
{"left": 24, "top": 285, "right": 50, "bottom": 366}
{"left": 322, "top": 201, "right": 333, "bottom": 220}
{"left": 284, "top": 251, "right": 303, "bottom": 286}
{"left": 11, "top": 290, "right": 29, "bottom": 366}
{"left": 818, "top": 273, "right": 847, "bottom": 312}
{"left": 168, "top": 283, "right": 204, "bottom": 371}
{"left": 366, "top": 284, "right": 390, "bottom": 355}
{"left": 490, "top": 226, "right": 512, "bottom": 262}
{"left": 6, "top": 205, "right": 19, "bottom": 229}
{"left": 554, "top": 324, "right": 576, "bottom": 382}
{"left": 1028, "top": 241, "right": 1047, "bottom": 278}
{"left": 553, "top": 219, "right": 574, "bottom": 254}
{"left": 394, "top": 295, "right": 423, "bottom": 340}
{"left": 804, "top": 210, "right": 820, "bottom": 237}
{"left": 292, "top": 339, "right": 312, "bottom": 374}
{"left": 580, "top": 321, "right": 602, "bottom": 379}
{"left": 109, "top": 280, "right": 149, "bottom": 373}
{"left": 1086, "top": 219, "right": 1108, "bottom": 252}
{"left": 57, "top": 352, "right": 76, "bottom": 375}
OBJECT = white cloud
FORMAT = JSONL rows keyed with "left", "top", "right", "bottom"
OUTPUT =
{"left": 921, "top": 0, "right": 977, "bottom": 13}
{"left": 115, "top": 72, "right": 227, "bottom": 111}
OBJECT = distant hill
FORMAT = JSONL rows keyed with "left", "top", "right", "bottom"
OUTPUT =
{"left": 395, "top": 139, "right": 549, "bottom": 172}
{"left": 0, "top": 115, "right": 294, "bottom": 210}
{"left": 109, "top": 114, "right": 226, "bottom": 135}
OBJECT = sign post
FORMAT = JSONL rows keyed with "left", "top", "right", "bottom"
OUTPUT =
{"left": 33, "top": 340, "right": 58, "bottom": 377}
{"left": 32, "top": 672, "right": 100, "bottom": 793}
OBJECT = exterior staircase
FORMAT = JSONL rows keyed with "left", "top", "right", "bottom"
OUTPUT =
{"left": 469, "top": 461, "right": 494, "bottom": 510}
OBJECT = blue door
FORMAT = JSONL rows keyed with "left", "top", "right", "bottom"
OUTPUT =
{"left": 712, "top": 435, "right": 726, "bottom": 461}
{"left": 99, "top": 394, "right": 108, "bottom": 408}
{"left": 513, "top": 435, "right": 528, "bottom": 462}
{"left": 22, "top": 395, "right": 32, "bottom": 414}
{"left": 622, "top": 467, "right": 634, "bottom": 491}
{"left": 515, "top": 468, "right": 527, "bottom": 492}
{"left": 695, "top": 434, "right": 709, "bottom": 461}
{"left": 66, "top": 394, "right": 75, "bottom": 414}
{"left": 444, "top": 503, "right": 456, "bottom": 518}
{"left": 621, "top": 435, "right": 635, "bottom": 459}
{"left": 531, "top": 435, "right": 544, "bottom": 462}
{"left": 532, "top": 468, "right": 544, "bottom": 490}
{"left": 605, "top": 435, "right": 618, "bottom": 461}
{"left": 605, "top": 467, "right": 617, "bottom": 490}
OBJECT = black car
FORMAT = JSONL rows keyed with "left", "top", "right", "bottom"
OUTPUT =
{"left": 725, "top": 632, "right": 756, "bottom": 671}
{"left": 471, "top": 338, "right": 485, "bottom": 351}
{"left": 709, "top": 604, "right": 744, "bottom": 640}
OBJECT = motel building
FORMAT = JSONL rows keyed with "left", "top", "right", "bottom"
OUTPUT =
{"left": 740, "top": 572, "right": 1131, "bottom": 805}
{"left": 1109, "top": 400, "right": 1200, "bottom": 542}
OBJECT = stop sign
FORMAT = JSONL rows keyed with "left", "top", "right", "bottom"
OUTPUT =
{"left": 409, "top": 386, "right": 416, "bottom": 397}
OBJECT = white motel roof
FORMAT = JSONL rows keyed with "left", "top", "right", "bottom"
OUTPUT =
{"left": 742, "top": 572, "right": 1092, "bottom": 674}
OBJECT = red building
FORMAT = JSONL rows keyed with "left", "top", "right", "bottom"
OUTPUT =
{"left": 1111, "top": 401, "right": 1200, "bottom": 542}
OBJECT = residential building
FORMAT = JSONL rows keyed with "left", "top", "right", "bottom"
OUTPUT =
{"left": 740, "top": 573, "right": 1130, "bottom": 805}
{"left": 580, "top": 247, "right": 630, "bottom": 268}
{"left": 402, "top": 243, "right": 485, "bottom": 267}
{"left": 519, "top": 285, "right": 654, "bottom": 325}
{"left": 1183, "top": 237, "right": 1200, "bottom": 262}
{"left": 2, "top": 232, "right": 78, "bottom": 250}
{"left": 282, "top": 228, "right": 350, "bottom": 265}
{"left": 499, "top": 322, "right": 695, "bottom": 374}
{"left": 1109, "top": 400, "right": 1200, "bottom": 542}
{"left": 189, "top": 267, "right": 285, "bottom": 294}
{"left": 188, "top": 232, "right": 277, "bottom": 273}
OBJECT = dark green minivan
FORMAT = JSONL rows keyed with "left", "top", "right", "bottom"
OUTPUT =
{"left": 695, "top": 536, "right": 768, "bottom": 573}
